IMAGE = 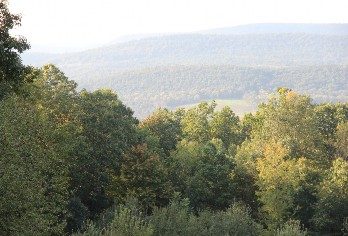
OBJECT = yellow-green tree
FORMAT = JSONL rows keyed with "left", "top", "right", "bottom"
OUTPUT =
{"left": 254, "top": 89, "right": 325, "bottom": 161}
{"left": 335, "top": 121, "right": 348, "bottom": 159}
{"left": 181, "top": 102, "right": 215, "bottom": 143}
{"left": 256, "top": 141, "right": 317, "bottom": 228}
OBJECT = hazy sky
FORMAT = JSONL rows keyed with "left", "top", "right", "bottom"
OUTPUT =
{"left": 9, "top": 0, "right": 348, "bottom": 52}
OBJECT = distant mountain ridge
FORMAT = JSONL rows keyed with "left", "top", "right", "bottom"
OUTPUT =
{"left": 103, "top": 23, "right": 348, "bottom": 46}
{"left": 23, "top": 33, "right": 348, "bottom": 67}
{"left": 22, "top": 23, "right": 348, "bottom": 117}
{"left": 200, "top": 23, "right": 348, "bottom": 35}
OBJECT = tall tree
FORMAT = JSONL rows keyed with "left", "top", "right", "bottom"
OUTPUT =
{"left": 0, "top": 0, "right": 30, "bottom": 98}
{"left": 0, "top": 65, "right": 83, "bottom": 234}
{"left": 256, "top": 141, "right": 318, "bottom": 228}
{"left": 0, "top": 96, "right": 70, "bottom": 235}
{"left": 72, "top": 89, "right": 138, "bottom": 218}
{"left": 253, "top": 88, "right": 325, "bottom": 161}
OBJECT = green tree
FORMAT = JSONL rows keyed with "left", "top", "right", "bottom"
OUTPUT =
{"left": 181, "top": 102, "right": 215, "bottom": 143}
{"left": 256, "top": 141, "right": 318, "bottom": 228}
{"left": 72, "top": 89, "right": 138, "bottom": 218}
{"left": 150, "top": 195, "right": 262, "bottom": 236}
{"left": 312, "top": 158, "right": 348, "bottom": 233}
{"left": 314, "top": 103, "right": 348, "bottom": 157}
{"left": 74, "top": 200, "right": 153, "bottom": 236}
{"left": 240, "top": 112, "right": 263, "bottom": 140}
{"left": 0, "top": 96, "right": 70, "bottom": 235}
{"left": 169, "top": 141, "right": 236, "bottom": 211}
{"left": 108, "top": 144, "right": 174, "bottom": 211}
{"left": 30, "top": 65, "right": 89, "bottom": 233}
{"left": 140, "top": 108, "right": 181, "bottom": 155}
{"left": 210, "top": 106, "right": 241, "bottom": 151}
{"left": 0, "top": 0, "right": 30, "bottom": 98}
{"left": 254, "top": 89, "right": 325, "bottom": 161}
{"left": 335, "top": 121, "right": 348, "bottom": 160}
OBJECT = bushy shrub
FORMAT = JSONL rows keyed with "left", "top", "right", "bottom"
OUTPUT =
{"left": 150, "top": 195, "right": 262, "bottom": 236}
{"left": 188, "top": 203, "right": 263, "bottom": 236}
{"left": 212, "top": 203, "right": 262, "bottom": 235}
{"left": 276, "top": 220, "right": 307, "bottom": 236}
{"left": 150, "top": 195, "right": 191, "bottom": 236}
{"left": 74, "top": 201, "right": 153, "bottom": 236}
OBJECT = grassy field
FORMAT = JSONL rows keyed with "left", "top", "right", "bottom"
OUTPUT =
{"left": 176, "top": 99, "right": 257, "bottom": 117}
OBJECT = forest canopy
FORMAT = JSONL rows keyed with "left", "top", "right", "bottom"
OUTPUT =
{"left": 1, "top": 61, "right": 347, "bottom": 235}
{"left": 1, "top": 1, "right": 348, "bottom": 235}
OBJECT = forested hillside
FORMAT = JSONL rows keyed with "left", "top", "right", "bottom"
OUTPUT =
{"left": 23, "top": 27, "right": 348, "bottom": 117}
{"left": 73, "top": 64, "right": 347, "bottom": 117}
{"left": 24, "top": 33, "right": 348, "bottom": 68}
{"left": 2, "top": 65, "right": 348, "bottom": 235}
{"left": 1, "top": 2, "right": 348, "bottom": 235}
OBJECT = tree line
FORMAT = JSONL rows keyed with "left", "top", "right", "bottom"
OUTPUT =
{"left": 1, "top": 1, "right": 347, "bottom": 235}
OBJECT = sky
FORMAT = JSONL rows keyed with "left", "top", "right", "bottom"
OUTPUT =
{"left": 9, "top": 0, "right": 348, "bottom": 53}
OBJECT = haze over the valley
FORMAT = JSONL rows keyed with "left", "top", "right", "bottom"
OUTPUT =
{"left": 10, "top": 0, "right": 348, "bottom": 117}
{"left": 22, "top": 24, "right": 348, "bottom": 117}
{"left": 10, "top": 0, "right": 348, "bottom": 53}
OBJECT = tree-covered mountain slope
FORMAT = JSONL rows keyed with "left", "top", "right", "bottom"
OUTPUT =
{"left": 22, "top": 24, "right": 348, "bottom": 117}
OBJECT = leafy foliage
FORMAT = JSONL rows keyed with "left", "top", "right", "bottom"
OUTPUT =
{"left": 140, "top": 108, "right": 181, "bottom": 155}
{"left": 108, "top": 144, "right": 174, "bottom": 211}
{"left": 312, "top": 158, "right": 348, "bottom": 232}
{"left": 0, "top": 94, "right": 70, "bottom": 235}
{"left": 74, "top": 200, "right": 153, "bottom": 236}
{"left": 0, "top": 0, "right": 30, "bottom": 98}
{"left": 275, "top": 220, "right": 307, "bottom": 236}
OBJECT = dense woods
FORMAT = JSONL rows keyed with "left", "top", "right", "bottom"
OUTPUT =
{"left": 2, "top": 62, "right": 347, "bottom": 235}
{"left": 1, "top": 2, "right": 348, "bottom": 235}
{"left": 79, "top": 64, "right": 347, "bottom": 117}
